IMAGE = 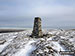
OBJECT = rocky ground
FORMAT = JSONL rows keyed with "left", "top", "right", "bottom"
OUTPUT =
{"left": 0, "top": 29, "right": 75, "bottom": 56}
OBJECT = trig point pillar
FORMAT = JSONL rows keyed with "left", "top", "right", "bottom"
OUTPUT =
{"left": 32, "top": 17, "right": 43, "bottom": 37}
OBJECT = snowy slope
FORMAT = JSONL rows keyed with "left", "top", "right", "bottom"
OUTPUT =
{"left": 0, "top": 29, "right": 75, "bottom": 56}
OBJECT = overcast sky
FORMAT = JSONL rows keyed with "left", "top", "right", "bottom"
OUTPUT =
{"left": 0, "top": 0, "right": 75, "bottom": 28}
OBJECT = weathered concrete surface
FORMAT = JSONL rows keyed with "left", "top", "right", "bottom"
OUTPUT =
{"left": 32, "top": 17, "right": 43, "bottom": 38}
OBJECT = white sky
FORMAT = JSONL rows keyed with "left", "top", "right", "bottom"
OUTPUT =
{"left": 0, "top": 0, "right": 75, "bottom": 28}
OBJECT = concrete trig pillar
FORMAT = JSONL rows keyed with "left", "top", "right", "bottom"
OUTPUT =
{"left": 32, "top": 17, "right": 43, "bottom": 37}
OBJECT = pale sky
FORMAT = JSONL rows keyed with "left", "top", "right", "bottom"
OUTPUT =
{"left": 0, "top": 0, "right": 75, "bottom": 28}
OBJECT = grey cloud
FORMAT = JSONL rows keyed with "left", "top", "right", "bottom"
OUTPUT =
{"left": 0, "top": 0, "right": 75, "bottom": 28}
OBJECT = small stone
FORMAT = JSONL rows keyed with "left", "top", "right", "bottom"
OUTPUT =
{"left": 0, "top": 40, "right": 6, "bottom": 44}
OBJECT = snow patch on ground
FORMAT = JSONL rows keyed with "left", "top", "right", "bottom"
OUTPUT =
{"left": 0, "top": 42, "right": 9, "bottom": 53}
{"left": 0, "top": 36, "right": 17, "bottom": 53}
{"left": 14, "top": 40, "right": 36, "bottom": 56}
{"left": 52, "top": 42, "right": 64, "bottom": 51}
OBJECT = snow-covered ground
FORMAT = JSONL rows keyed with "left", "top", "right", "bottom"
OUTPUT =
{"left": 13, "top": 40, "right": 36, "bottom": 56}
{"left": 0, "top": 29, "right": 75, "bottom": 56}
